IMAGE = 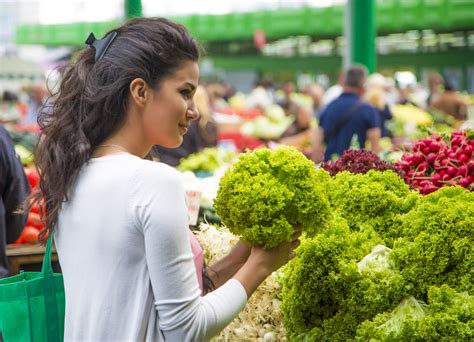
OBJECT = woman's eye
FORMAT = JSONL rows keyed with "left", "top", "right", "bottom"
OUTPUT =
{"left": 180, "top": 90, "right": 191, "bottom": 99}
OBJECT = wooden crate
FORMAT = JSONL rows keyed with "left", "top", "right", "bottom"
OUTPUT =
{"left": 6, "top": 244, "right": 60, "bottom": 275}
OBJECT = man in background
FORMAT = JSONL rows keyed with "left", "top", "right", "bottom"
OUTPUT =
{"left": 0, "top": 125, "right": 30, "bottom": 278}
{"left": 431, "top": 80, "right": 469, "bottom": 122}
{"left": 311, "top": 65, "right": 381, "bottom": 163}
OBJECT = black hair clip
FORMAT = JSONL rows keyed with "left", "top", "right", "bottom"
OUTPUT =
{"left": 85, "top": 31, "right": 118, "bottom": 62}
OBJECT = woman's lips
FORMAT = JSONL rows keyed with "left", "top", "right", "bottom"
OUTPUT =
{"left": 179, "top": 124, "right": 188, "bottom": 134}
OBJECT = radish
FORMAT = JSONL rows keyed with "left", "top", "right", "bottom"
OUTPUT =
{"left": 431, "top": 173, "right": 441, "bottom": 186}
{"left": 458, "top": 165, "right": 468, "bottom": 177}
{"left": 447, "top": 166, "right": 458, "bottom": 177}
{"left": 429, "top": 142, "right": 441, "bottom": 153}
{"left": 458, "top": 154, "right": 470, "bottom": 164}
{"left": 459, "top": 178, "right": 470, "bottom": 188}
{"left": 426, "top": 153, "right": 437, "bottom": 164}
{"left": 442, "top": 174, "right": 451, "bottom": 181}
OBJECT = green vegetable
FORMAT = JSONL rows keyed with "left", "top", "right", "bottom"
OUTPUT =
{"left": 356, "top": 285, "right": 474, "bottom": 341}
{"left": 280, "top": 220, "right": 407, "bottom": 341}
{"left": 392, "top": 186, "right": 474, "bottom": 298}
{"left": 326, "top": 170, "right": 419, "bottom": 247}
{"left": 15, "top": 144, "right": 35, "bottom": 165}
{"left": 214, "top": 146, "right": 331, "bottom": 248}
{"left": 177, "top": 147, "right": 236, "bottom": 174}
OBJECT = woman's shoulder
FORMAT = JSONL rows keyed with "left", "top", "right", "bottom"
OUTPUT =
{"left": 133, "top": 158, "right": 182, "bottom": 186}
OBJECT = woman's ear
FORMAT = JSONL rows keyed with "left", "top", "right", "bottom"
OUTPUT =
{"left": 129, "top": 78, "right": 149, "bottom": 108}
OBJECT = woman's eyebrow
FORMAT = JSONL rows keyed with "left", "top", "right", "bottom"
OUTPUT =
{"left": 183, "top": 82, "right": 197, "bottom": 91}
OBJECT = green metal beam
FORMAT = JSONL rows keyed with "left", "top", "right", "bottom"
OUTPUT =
{"left": 125, "top": 0, "right": 142, "bottom": 19}
{"left": 210, "top": 50, "right": 474, "bottom": 73}
{"left": 208, "top": 50, "right": 474, "bottom": 91}
{"left": 350, "top": 0, "right": 376, "bottom": 72}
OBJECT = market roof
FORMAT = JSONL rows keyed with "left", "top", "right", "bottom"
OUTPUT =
{"left": 15, "top": 0, "right": 474, "bottom": 47}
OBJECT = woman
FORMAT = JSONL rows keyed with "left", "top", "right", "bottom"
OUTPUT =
{"left": 29, "top": 18, "right": 300, "bottom": 341}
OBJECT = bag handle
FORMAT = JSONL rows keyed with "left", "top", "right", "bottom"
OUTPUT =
{"left": 40, "top": 232, "right": 62, "bottom": 342}
{"left": 41, "top": 233, "right": 54, "bottom": 275}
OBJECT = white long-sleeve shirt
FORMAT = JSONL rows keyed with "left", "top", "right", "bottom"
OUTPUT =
{"left": 55, "top": 153, "right": 247, "bottom": 341}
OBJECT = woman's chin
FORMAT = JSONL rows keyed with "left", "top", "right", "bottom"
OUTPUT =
{"left": 161, "top": 138, "right": 183, "bottom": 149}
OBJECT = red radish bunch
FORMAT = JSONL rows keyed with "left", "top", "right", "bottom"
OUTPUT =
{"left": 395, "top": 131, "right": 474, "bottom": 195}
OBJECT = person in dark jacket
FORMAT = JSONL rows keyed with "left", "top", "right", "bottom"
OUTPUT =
{"left": 0, "top": 125, "right": 30, "bottom": 278}
{"left": 311, "top": 65, "right": 382, "bottom": 163}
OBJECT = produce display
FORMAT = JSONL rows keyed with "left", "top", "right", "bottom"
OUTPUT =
{"left": 325, "top": 170, "right": 418, "bottom": 247}
{"left": 392, "top": 186, "right": 473, "bottom": 297}
{"left": 395, "top": 130, "right": 474, "bottom": 194}
{"left": 214, "top": 146, "right": 331, "bottom": 248}
{"left": 356, "top": 285, "right": 473, "bottom": 340}
{"left": 280, "top": 222, "right": 405, "bottom": 341}
{"left": 389, "top": 104, "right": 433, "bottom": 139}
{"left": 195, "top": 224, "right": 285, "bottom": 341}
{"left": 177, "top": 147, "right": 236, "bottom": 174}
{"left": 240, "top": 104, "right": 294, "bottom": 140}
{"left": 13, "top": 168, "right": 47, "bottom": 245}
{"left": 321, "top": 149, "right": 402, "bottom": 176}
{"left": 278, "top": 182, "right": 473, "bottom": 341}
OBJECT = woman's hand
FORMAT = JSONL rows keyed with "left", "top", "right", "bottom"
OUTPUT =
{"left": 233, "top": 227, "right": 302, "bottom": 297}
{"left": 248, "top": 227, "right": 302, "bottom": 275}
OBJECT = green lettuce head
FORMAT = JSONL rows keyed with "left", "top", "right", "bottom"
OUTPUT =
{"left": 214, "top": 146, "right": 331, "bottom": 248}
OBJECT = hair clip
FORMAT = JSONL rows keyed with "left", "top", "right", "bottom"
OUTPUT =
{"left": 85, "top": 31, "right": 118, "bottom": 62}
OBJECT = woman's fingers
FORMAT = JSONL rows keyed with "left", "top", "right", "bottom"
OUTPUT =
{"left": 291, "top": 239, "right": 300, "bottom": 249}
{"left": 291, "top": 230, "right": 302, "bottom": 241}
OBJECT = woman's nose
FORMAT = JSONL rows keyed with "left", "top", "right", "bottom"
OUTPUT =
{"left": 187, "top": 103, "right": 200, "bottom": 121}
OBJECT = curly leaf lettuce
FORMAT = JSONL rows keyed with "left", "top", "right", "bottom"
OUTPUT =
{"left": 280, "top": 220, "right": 407, "bottom": 341}
{"left": 326, "top": 170, "right": 419, "bottom": 246}
{"left": 356, "top": 285, "right": 474, "bottom": 341}
{"left": 214, "top": 146, "right": 331, "bottom": 248}
{"left": 392, "top": 186, "right": 474, "bottom": 297}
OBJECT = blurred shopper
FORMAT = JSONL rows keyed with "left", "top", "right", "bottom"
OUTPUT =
{"left": 304, "top": 83, "right": 325, "bottom": 118}
{"left": 206, "top": 82, "right": 229, "bottom": 111}
{"left": 246, "top": 78, "right": 275, "bottom": 112}
{"left": 322, "top": 71, "right": 344, "bottom": 107}
{"left": 281, "top": 101, "right": 312, "bottom": 139}
{"left": 0, "top": 91, "right": 25, "bottom": 123}
{"left": 431, "top": 80, "right": 469, "bottom": 121}
{"left": 0, "top": 125, "right": 30, "bottom": 278}
{"left": 365, "top": 74, "right": 393, "bottom": 138}
{"left": 279, "top": 102, "right": 313, "bottom": 156}
{"left": 383, "top": 77, "right": 399, "bottom": 107}
{"left": 426, "top": 72, "right": 443, "bottom": 107}
{"left": 153, "top": 85, "right": 218, "bottom": 166}
{"left": 22, "top": 82, "right": 48, "bottom": 125}
{"left": 28, "top": 18, "right": 299, "bottom": 341}
{"left": 311, "top": 65, "right": 381, "bottom": 163}
{"left": 276, "top": 81, "right": 296, "bottom": 108}
{"left": 396, "top": 84, "right": 418, "bottom": 107}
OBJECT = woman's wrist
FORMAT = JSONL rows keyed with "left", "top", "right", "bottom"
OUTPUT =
{"left": 232, "top": 257, "right": 272, "bottom": 298}
{"left": 228, "top": 240, "right": 251, "bottom": 265}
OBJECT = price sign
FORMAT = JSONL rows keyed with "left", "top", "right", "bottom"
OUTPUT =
{"left": 185, "top": 190, "right": 202, "bottom": 226}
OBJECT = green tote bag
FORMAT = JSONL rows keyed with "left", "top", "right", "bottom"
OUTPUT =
{"left": 0, "top": 236, "right": 65, "bottom": 341}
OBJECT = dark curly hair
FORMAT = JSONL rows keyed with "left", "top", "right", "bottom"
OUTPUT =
{"left": 28, "top": 17, "right": 200, "bottom": 237}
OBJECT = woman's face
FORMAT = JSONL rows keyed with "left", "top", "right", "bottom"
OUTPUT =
{"left": 142, "top": 60, "right": 200, "bottom": 148}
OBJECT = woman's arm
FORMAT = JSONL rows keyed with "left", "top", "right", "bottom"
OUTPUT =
{"left": 206, "top": 241, "right": 251, "bottom": 289}
{"left": 207, "top": 230, "right": 301, "bottom": 297}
